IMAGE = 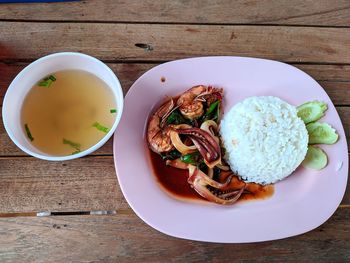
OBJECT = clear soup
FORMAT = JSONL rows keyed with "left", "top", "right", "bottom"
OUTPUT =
{"left": 21, "top": 70, "right": 117, "bottom": 156}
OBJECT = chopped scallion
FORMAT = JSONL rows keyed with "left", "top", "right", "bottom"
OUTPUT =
{"left": 37, "top": 74, "right": 56, "bottom": 88}
{"left": 63, "top": 138, "right": 81, "bottom": 151}
{"left": 180, "top": 152, "right": 201, "bottom": 164}
{"left": 71, "top": 150, "right": 81, "bottom": 155}
{"left": 24, "top": 124, "right": 34, "bottom": 141}
{"left": 201, "top": 100, "right": 220, "bottom": 122}
{"left": 92, "top": 122, "right": 109, "bottom": 133}
{"left": 110, "top": 109, "right": 117, "bottom": 113}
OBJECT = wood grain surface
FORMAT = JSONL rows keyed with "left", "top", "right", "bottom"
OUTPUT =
{"left": 0, "top": 208, "right": 349, "bottom": 262}
{"left": 0, "top": 0, "right": 350, "bottom": 26}
{"left": 1, "top": 22, "right": 350, "bottom": 63}
{"left": 0, "top": 154, "right": 348, "bottom": 214}
{"left": 0, "top": 156, "right": 127, "bottom": 213}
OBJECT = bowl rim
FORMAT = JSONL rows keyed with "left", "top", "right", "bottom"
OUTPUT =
{"left": 2, "top": 52, "right": 124, "bottom": 161}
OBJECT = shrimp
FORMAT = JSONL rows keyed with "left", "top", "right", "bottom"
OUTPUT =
{"left": 176, "top": 85, "right": 206, "bottom": 120}
{"left": 147, "top": 99, "right": 175, "bottom": 153}
{"left": 177, "top": 85, "right": 223, "bottom": 120}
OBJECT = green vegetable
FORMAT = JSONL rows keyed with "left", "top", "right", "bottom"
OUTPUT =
{"left": 37, "top": 75, "right": 56, "bottom": 88}
{"left": 297, "top": 101, "right": 327, "bottom": 124}
{"left": 306, "top": 122, "right": 338, "bottom": 144}
{"left": 63, "top": 138, "right": 81, "bottom": 151}
{"left": 201, "top": 100, "right": 220, "bottom": 122}
{"left": 302, "top": 146, "right": 328, "bottom": 170}
{"left": 71, "top": 150, "right": 81, "bottom": 155}
{"left": 160, "top": 149, "right": 182, "bottom": 160}
{"left": 207, "top": 100, "right": 220, "bottom": 116}
{"left": 180, "top": 152, "right": 201, "bottom": 164}
{"left": 166, "top": 110, "right": 182, "bottom": 124}
{"left": 110, "top": 109, "right": 117, "bottom": 113}
{"left": 93, "top": 122, "right": 110, "bottom": 133}
{"left": 24, "top": 124, "right": 34, "bottom": 141}
{"left": 215, "top": 102, "right": 220, "bottom": 121}
{"left": 48, "top": 75, "right": 56, "bottom": 81}
{"left": 166, "top": 109, "right": 193, "bottom": 126}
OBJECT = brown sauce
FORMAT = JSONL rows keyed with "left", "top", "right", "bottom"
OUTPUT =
{"left": 149, "top": 149, "right": 274, "bottom": 203}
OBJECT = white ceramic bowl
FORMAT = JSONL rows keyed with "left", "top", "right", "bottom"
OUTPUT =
{"left": 2, "top": 52, "right": 124, "bottom": 161}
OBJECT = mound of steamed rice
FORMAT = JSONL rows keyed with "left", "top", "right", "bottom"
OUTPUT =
{"left": 220, "top": 96, "right": 308, "bottom": 185}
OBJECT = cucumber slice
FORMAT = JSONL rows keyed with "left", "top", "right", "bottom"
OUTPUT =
{"left": 302, "top": 146, "right": 328, "bottom": 170}
{"left": 306, "top": 122, "right": 338, "bottom": 144}
{"left": 297, "top": 101, "right": 327, "bottom": 124}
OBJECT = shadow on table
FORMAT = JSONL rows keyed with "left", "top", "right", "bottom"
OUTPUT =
{"left": 0, "top": 43, "right": 17, "bottom": 61}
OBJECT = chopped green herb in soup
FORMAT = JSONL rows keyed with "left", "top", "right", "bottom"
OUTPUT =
{"left": 21, "top": 70, "right": 116, "bottom": 155}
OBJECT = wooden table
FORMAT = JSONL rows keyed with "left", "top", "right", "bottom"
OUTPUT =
{"left": 0, "top": 1, "right": 349, "bottom": 261}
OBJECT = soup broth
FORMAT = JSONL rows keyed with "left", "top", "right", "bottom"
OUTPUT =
{"left": 21, "top": 70, "right": 116, "bottom": 156}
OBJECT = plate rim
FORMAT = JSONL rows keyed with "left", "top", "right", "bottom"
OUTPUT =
{"left": 113, "top": 56, "right": 349, "bottom": 243}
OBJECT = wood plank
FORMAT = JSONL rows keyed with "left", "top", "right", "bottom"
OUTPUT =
{"left": 1, "top": 22, "right": 350, "bottom": 63}
{"left": 1, "top": 62, "right": 350, "bottom": 107}
{"left": 320, "top": 82, "right": 350, "bottom": 106}
{"left": 0, "top": 0, "right": 350, "bottom": 26}
{"left": 1, "top": 102, "right": 349, "bottom": 157}
{"left": 296, "top": 64, "right": 350, "bottom": 82}
{"left": 0, "top": 208, "right": 349, "bottom": 262}
{"left": 0, "top": 156, "right": 128, "bottom": 213}
{"left": 0, "top": 154, "right": 348, "bottom": 213}
{"left": 338, "top": 107, "right": 350, "bottom": 149}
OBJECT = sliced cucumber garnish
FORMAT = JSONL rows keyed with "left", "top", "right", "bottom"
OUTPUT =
{"left": 306, "top": 122, "right": 338, "bottom": 144}
{"left": 302, "top": 146, "right": 328, "bottom": 170}
{"left": 297, "top": 101, "right": 327, "bottom": 124}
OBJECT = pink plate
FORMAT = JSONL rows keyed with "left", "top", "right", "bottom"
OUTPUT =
{"left": 113, "top": 57, "right": 348, "bottom": 243}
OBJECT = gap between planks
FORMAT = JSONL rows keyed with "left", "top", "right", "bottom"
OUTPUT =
{"left": 2, "top": 59, "right": 350, "bottom": 67}
{"left": 1, "top": 19, "right": 350, "bottom": 28}
{"left": 0, "top": 206, "right": 349, "bottom": 218}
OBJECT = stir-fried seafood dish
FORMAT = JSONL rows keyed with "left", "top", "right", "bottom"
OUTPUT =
{"left": 147, "top": 85, "right": 253, "bottom": 205}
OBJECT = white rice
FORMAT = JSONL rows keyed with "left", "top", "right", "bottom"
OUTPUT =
{"left": 220, "top": 96, "right": 308, "bottom": 184}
